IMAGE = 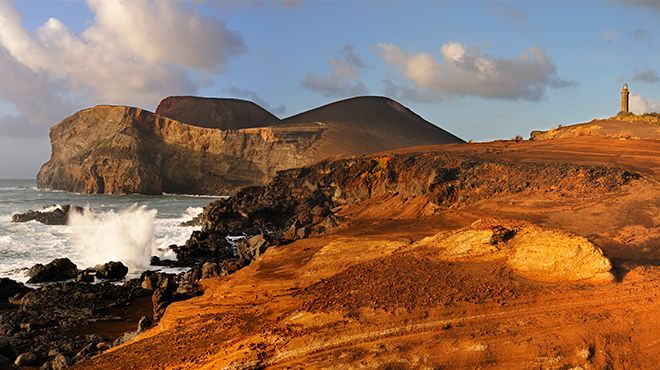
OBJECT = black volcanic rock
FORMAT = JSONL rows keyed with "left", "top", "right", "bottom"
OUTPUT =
{"left": 0, "top": 279, "right": 31, "bottom": 304}
{"left": 11, "top": 205, "right": 84, "bottom": 225}
{"left": 95, "top": 262, "right": 128, "bottom": 280}
{"left": 176, "top": 152, "right": 638, "bottom": 276}
{"left": 26, "top": 258, "right": 78, "bottom": 284}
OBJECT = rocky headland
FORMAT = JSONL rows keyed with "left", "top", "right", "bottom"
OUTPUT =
{"left": 79, "top": 137, "right": 659, "bottom": 369}
{"left": 3, "top": 136, "right": 659, "bottom": 368}
{"left": 37, "top": 96, "right": 464, "bottom": 195}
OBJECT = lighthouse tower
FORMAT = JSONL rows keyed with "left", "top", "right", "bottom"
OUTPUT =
{"left": 620, "top": 83, "right": 630, "bottom": 114}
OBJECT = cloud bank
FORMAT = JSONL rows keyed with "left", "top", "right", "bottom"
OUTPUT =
{"left": 301, "top": 44, "right": 368, "bottom": 98}
{"left": 377, "top": 41, "right": 576, "bottom": 102}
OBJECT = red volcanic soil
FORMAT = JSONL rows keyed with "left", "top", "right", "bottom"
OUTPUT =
{"left": 82, "top": 137, "right": 659, "bottom": 369}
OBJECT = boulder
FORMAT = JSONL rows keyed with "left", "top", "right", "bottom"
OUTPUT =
{"left": 15, "top": 352, "right": 38, "bottom": 366}
{"left": 150, "top": 256, "right": 178, "bottom": 267}
{"left": 51, "top": 354, "right": 69, "bottom": 370}
{"left": 283, "top": 220, "right": 303, "bottom": 241}
{"left": 0, "top": 337, "right": 15, "bottom": 361}
{"left": 95, "top": 261, "right": 128, "bottom": 280}
{"left": 96, "top": 342, "right": 110, "bottom": 352}
{"left": 0, "top": 354, "right": 11, "bottom": 367}
{"left": 152, "top": 276, "right": 177, "bottom": 322}
{"left": 27, "top": 258, "right": 78, "bottom": 284}
{"left": 137, "top": 316, "right": 152, "bottom": 332}
{"left": 11, "top": 205, "right": 84, "bottom": 225}
{"left": 0, "top": 278, "right": 31, "bottom": 303}
{"left": 236, "top": 234, "right": 269, "bottom": 261}
{"left": 201, "top": 262, "right": 221, "bottom": 279}
{"left": 76, "top": 271, "right": 94, "bottom": 283}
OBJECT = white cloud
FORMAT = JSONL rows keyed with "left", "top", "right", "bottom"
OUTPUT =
{"left": 301, "top": 44, "right": 368, "bottom": 98}
{"left": 0, "top": 0, "right": 245, "bottom": 178}
{"left": 0, "top": 0, "right": 244, "bottom": 115}
{"left": 630, "top": 93, "right": 660, "bottom": 114}
{"left": 377, "top": 41, "right": 576, "bottom": 102}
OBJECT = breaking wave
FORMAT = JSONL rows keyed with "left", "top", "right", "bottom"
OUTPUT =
{"left": 69, "top": 204, "right": 157, "bottom": 272}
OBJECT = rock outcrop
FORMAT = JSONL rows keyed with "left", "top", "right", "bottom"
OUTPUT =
{"left": 415, "top": 220, "right": 615, "bottom": 283}
{"left": 95, "top": 261, "right": 129, "bottom": 280}
{"left": 26, "top": 258, "right": 78, "bottom": 284}
{"left": 177, "top": 151, "right": 637, "bottom": 268}
{"left": 12, "top": 205, "right": 84, "bottom": 225}
{"left": 37, "top": 96, "right": 464, "bottom": 195}
{"left": 531, "top": 117, "right": 660, "bottom": 141}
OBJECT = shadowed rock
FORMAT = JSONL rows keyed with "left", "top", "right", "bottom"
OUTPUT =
{"left": 11, "top": 205, "right": 84, "bottom": 225}
{"left": 95, "top": 261, "right": 129, "bottom": 280}
{"left": 26, "top": 258, "right": 78, "bottom": 284}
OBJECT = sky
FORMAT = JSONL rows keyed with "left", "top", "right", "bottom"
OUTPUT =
{"left": 0, "top": 0, "right": 659, "bottom": 178}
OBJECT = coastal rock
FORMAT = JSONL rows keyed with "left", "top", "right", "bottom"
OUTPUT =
{"left": 152, "top": 276, "right": 177, "bottom": 322}
{"left": 415, "top": 220, "right": 615, "bottom": 283}
{"left": 37, "top": 97, "right": 464, "bottom": 195}
{"left": 14, "top": 352, "right": 38, "bottom": 366}
{"left": 201, "top": 262, "right": 221, "bottom": 279}
{"left": 179, "top": 151, "right": 637, "bottom": 279}
{"left": 95, "top": 261, "right": 128, "bottom": 280}
{"left": 11, "top": 205, "right": 84, "bottom": 225}
{"left": 76, "top": 271, "right": 94, "bottom": 283}
{"left": 171, "top": 233, "right": 235, "bottom": 266}
{"left": 137, "top": 316, "right": 152, "bottom": 332}
{"left": 0, "top": 278, "right": 31, "bottom": 303}
{"left": 236, "top": 234, "right": 269, "bottom": 261}
{"left": 0, "top": 354, "right": 11, "bottom": 367}
{"left": 0, "top": 337, "right": 15, "bottom": 361}
{"left": 27, "top": 258, "right": 78, "bottom": 284}
{"left": 51, "top": 353, "right": 69, "bottom": 370}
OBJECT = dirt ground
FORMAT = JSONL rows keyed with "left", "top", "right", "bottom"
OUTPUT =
{"left": 81, "top": 137, "right": 659, "bottom": 369}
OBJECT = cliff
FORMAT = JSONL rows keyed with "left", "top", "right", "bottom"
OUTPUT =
{"left": 37, "top": 96, "right": 464, "bottom": 194}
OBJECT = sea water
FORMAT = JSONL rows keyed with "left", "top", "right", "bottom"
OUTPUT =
{"left": 0, "top": 179, "right": 219, "bottom": 283}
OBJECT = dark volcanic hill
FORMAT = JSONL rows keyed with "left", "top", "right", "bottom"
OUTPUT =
{"left": 155, "top": 96, "right": 280, "bottom": 129}
{"left": 37, "top": 96, "right": 464, "bottom": 195}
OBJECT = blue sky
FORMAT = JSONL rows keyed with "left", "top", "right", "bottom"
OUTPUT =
{"left": 0, "top": 0, "right": 659, "bottom": 178}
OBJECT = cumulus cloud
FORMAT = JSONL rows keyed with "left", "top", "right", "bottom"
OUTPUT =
{"left": 632, "top": 67, "right": 660, "bottom": 83}
{"left": 0, "top": 0, "right": 245, "bottom": 134}
{"left": 0, "top": 48, "right": 76, "bottom": 137}
{"left": 377, "top": 41, "right": 576, "bottom": 102}
{"left": 630, "top": 93, "right": 660, "bottom": 114}
{"left": 301, "top": 44, "right": 368, "bottom": 98}
{"left": 226, "top": 87, "right": 286, "bottom": 115}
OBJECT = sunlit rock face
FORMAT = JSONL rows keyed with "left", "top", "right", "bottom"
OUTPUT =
{"left": 37, "top": 96, "right": 464, "bottom": 195}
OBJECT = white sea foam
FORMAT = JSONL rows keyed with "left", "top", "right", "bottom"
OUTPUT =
{"left": 41, "top": 204, "right": 63, "bottom": 212}
{"left": 184, "top": 206, "right": 203, "bottom": 220}
{"left": 69, "top": 204, "right": 157, "bottom": 272}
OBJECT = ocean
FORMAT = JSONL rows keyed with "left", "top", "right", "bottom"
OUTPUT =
{"left": 0, "top": 179, "right": 218, "bottom": 283}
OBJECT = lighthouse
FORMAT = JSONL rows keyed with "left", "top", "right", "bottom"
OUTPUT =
{"left": 620, "top": 83, "right": 629, "bottom": 114}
